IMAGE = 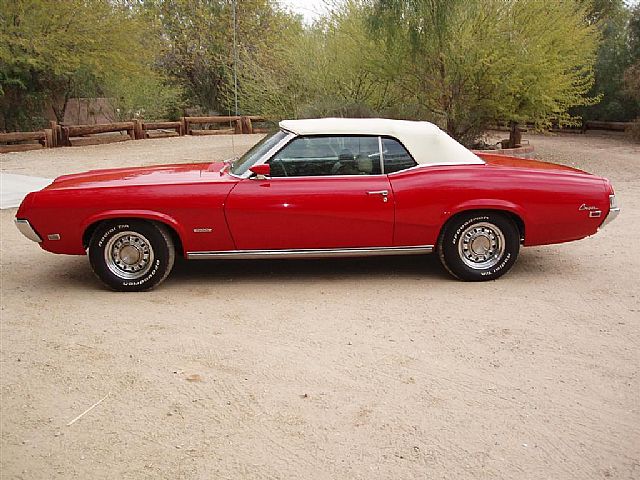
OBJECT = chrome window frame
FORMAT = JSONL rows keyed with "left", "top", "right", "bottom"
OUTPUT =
{"left": 386, "top": 162, "right": 475, "bottom": 176}
{"left": 263, "top": 133, "right": 384, "bottom": 179}
{"left": 234, "top": 130, "right": 483, "bottom": 180}
{"left": 380, "top": 136, "right": 419, "bottom": 175}
{"left": 230, "top": 130, "right": 296, "bottom": 179}
{"left": 237, "top": 131, "right": 459, "bottom": 180}
{"left": 378, "top": 136, "right": 385, "bottom": 174}
{"left": 241, "top": 132, "right": 388, "bottom": 180}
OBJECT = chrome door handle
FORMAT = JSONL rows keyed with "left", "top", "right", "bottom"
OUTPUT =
{"left": 366, "top": 190, "right": 389, "bottom": 202}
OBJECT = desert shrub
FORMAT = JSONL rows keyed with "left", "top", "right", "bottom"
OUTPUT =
{"left": 107, "top": 74, "right": 184, "bottom": 121}
{"left": 298, "top": 100, "right": 379, "bottom": 119}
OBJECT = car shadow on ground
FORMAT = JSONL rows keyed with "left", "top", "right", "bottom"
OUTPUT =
{"left": 169, "top": 253, "right": 449, "bottom": 283}
{"left": 32, "top": 254, "right": 450, "bottom": 293}
{"left": 35, "top": 249, "right": 564, "bottom": 292}
{"left": 169, "top": 247, "right": 566, "bottom": 284}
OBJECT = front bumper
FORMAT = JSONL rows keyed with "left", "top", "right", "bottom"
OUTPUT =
{"left": 15, "top": 219, "right": 42, "bottom": 243}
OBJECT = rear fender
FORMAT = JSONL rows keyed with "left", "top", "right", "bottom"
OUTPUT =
{"left": 444, "top": 199, "right": 527, "bottom": 233}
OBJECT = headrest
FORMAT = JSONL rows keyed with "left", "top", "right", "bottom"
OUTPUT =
{"left": 356, "top": 154, "right": 373, "bottom": 174}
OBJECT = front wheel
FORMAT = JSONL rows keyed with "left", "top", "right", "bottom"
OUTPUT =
{"left": 88, "top": 220, "right": 175, "bottom": 291}
{"left": 437, "top": 212, "right": 520, "bottom": 281}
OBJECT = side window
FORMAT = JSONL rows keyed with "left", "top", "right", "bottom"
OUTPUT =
{"left": 382, "top": 138, "right": 417, "bottom": 174}
{"left": 269, "top": 136, "right": 382, "bottom": 177}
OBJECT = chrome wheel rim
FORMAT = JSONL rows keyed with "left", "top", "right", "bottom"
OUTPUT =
{"left": 104, "top": 231, "right": 154, "bottom": 280}
{"left": 458, "top": 222, "right": 505, "bottom": 270}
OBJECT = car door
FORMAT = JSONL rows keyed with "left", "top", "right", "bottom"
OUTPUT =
{"left": 224, "top": 135, "right": 394, "bottom": 250}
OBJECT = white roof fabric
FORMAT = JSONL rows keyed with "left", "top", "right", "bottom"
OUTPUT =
{"left": 279, "top": 118, "right": 484, "bottom": 166}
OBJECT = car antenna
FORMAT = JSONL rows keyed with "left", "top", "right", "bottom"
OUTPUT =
{"left": 230, "top": 0, "right": 239, "bottom": 164}
{"left": 230, "top": 116, "right": 236, "bottom": 162}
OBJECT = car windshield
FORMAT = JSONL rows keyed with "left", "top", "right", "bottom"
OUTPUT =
{"left": 230, "top": 130, "right": 288, "bottom": 176}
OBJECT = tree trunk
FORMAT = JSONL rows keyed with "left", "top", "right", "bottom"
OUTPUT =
{"left": 509, "top": 121, "right": 522, "bottom": 148}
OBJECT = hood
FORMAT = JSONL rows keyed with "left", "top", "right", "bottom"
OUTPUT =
{"left": 476, "top": 153, "right": 589, "bottom": 174}
{"left": 45, "top": 162, "right": 226, "bottom": 190}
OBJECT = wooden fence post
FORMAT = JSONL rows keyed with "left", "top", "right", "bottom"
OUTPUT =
{"left": 241, "top": 116, "right": 253, "bottom": 134}
{"left": 181, "top": 117, "right": 188, "bottom": 135}
{"left": 133, "top": 119, "right": 144, "bottom": 140}
{"left": 49, "top": 121, "right": 58, "bottom": 147}
{"left": 61, "top": 127, "right": 71, "bottom": 146}
{"left": 44, "top": 129, "right": 53, "bottom": 148}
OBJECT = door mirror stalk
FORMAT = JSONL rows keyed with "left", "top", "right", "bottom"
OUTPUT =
{"left": 250, "top": 164, "right": 271, "bottom": 180}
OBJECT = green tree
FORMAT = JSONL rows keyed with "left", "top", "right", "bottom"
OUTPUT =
{"left": 143, "top": 0, "right": 296, "bottom": 115}
{"left": 370, "top": 0, "right": 600, "bottom": 144}
{"left": 0, "top": 0, "right": 169, "bottom": 130}
{"left": 576, "top": 0, "right": 639, "bottom": 121}
{"left": 238, "top": 1, "right": 405, "bottom": 119}
{"left": 234, "top": 13, "right": 306, "bottom": 119}
{"left": 624, "top": 4, "right": 640, "bottom": 101}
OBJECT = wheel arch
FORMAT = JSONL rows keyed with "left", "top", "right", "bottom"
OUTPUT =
{"left": 82, "top": 211, "right": 186, "bottom": 257}
{"left": 440, "top": 205, "right": 526, "bottom": 243}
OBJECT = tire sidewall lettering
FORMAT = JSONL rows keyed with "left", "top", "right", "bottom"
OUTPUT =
{"left": 452, "top": 216, "right": 489, "bottom": 245}
{"left": 122, "top": 259, "right": 160, "bottom": 287}
{"left": 98, "top": 223, "right": 130, "bottom": 248}
{"left": 479, "top": 252, "right": 511, "bottom": 276}
{"left": 89, "top": 220, "right": 173, "bottom": 291}
{"left": 440, "top": 212, "right": 519, "bottom": 281}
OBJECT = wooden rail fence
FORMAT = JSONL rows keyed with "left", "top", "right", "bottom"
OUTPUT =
{"left": 0, "top": 116, "right": 269, "bottom": 153}
{"left": 491, "top": 120, "right": 634, "bottom": 134}
{"left": 0, "top": 130, "right": 54, "bottom": 153}
{"left": 3, "top": 117, "right": 631, "bottom": 154}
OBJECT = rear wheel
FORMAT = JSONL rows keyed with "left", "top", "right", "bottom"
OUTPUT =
{"left": 437, "top": 212, "right": 520, "bottom": 281}
{"left": 88, "top": 220, "right": 175, "bottom": 291}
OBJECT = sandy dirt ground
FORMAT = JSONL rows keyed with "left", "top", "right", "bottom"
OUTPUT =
{"left": 1, "top": 132, "right": 638, "bottom": 479}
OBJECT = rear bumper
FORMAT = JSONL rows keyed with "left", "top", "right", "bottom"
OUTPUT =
{"left": 600, "top": 206, "right": 620, "bottom": 229}
{"left": 15, "top": 219, "right": 42, "bottom": 243}
{"left": 599, "top": 193, "right": 620, "bottom": 229}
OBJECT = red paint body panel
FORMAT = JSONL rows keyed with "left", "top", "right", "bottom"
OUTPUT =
{"left": 225, "top": 176, "right": 394, "bottom": 249}
{"left": 16, "top": 155, "right": 612, "bottom": 257}
{"left": 389, "top": 163, "right": 608, "bottom": 247}
{"left": 18, "top": 163, "right": 238, "bottom": 255}
{"left": 477, "top": 153, "right": 588, "bottom": 173}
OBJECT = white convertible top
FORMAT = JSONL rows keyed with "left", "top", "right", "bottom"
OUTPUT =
{"left": 279, "top": 118, "right": 484, "bottom": 166}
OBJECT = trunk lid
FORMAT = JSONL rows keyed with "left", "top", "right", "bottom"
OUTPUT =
{"left": 476, "top": 152, "right": 589, "bottom": 174}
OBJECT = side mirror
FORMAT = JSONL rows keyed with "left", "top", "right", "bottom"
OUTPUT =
{"left": 250, "top": 164, "right": 271, "bottom": 179}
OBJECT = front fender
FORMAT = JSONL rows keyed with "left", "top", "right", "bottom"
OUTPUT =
{"left": 81, "top": 210, "right": 188, "bottom": 251}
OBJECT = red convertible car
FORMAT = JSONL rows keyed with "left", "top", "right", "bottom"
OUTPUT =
{"left": 15, "top": 118, "right": 619, "bottom": 291}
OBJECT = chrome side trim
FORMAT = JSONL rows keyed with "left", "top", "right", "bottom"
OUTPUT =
{"left": 387, "top": 162, "right": 485, "bottom": 176}
{"left": 15, "top": 219, "right": 42, "bottom": 243}
{"left": 186, "top": 245, "right": 434, "bottom": 260}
